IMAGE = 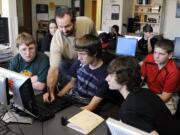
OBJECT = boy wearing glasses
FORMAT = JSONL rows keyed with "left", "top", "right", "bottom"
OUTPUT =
{"left": 9, "top": 32, "right": 49, "bottom": 94}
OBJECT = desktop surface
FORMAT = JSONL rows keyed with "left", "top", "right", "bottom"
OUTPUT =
{"left": 7, "top": 106, "right": 107, "bottom": 135}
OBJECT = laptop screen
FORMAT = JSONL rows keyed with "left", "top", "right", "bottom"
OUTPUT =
{"left": 173, "top": 37, "right": 180, "bottom": 58}
{"left": 116, "top": 37, "right": 137, "bottom": 56}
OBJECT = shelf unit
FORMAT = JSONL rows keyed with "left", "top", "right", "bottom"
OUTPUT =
{"left": 133, "top": 0, "right": 165, "bottom": 35}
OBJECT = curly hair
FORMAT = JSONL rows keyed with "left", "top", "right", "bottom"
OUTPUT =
{"left": 107, "top": 56, "right": 142, "bottom": 91}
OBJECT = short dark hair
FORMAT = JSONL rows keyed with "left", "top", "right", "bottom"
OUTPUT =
{"left": 75, "top": 34, "right": 102, "bottom": 58}
{"left": 16, "top": 32, "right": 35, "bottom": 48}
{"left": 143, "top": 24, "right": 153, "bottom": 32}
{"left": 99, "top": 32, "right": 110, "bottom": 43}
{"left": 107, "top": 56, "right": 142, "bottom": 91}
{"left": 155, "top": 39, "right": 174, "bottom": 53}
{"left": 55, "top": 5, "right": 76, "bottom": 23}
{"left": 112, "top": 25, "right": 119, "bottom": 33}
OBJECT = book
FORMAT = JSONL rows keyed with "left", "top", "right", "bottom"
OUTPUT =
{"left": 67, "top": 109, "right": 104, "bottom": 134}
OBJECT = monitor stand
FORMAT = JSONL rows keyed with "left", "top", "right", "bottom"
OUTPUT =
{"left": 2, "top": 109, "right": 33, "bottom": 124}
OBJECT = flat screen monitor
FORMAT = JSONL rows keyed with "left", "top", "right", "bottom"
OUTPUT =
{"left": 0, "top": 17, "right": 9, "bottom": 44}
{"left": 125, "top": 35, "right": 142, "bottom": 41}
{"left": 0, "top": 67, "right": 35, "bottom": 116}
{"left": 173, "top": 37, "right": 180, "bottom": 59}
{"left": 0, "top": 76, "right": 9, "bottom": 105}
{"left": 116, "top": 37, "right": 137, "bottom": 57}
{"left": 106, "top": 118, "right": 150, "bottom": 135}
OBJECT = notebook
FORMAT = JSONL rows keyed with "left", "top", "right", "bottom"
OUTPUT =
{"left": 116, "top": 37, "right": 137, "bottom": 57}
{"left": 67, "top": 109, "right": 104, "bottom": 134}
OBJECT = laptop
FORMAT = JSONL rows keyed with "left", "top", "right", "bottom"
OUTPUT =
{"left": 0, "top": 67, "right": 72, "bottom": 121}
{"left": 116, "top": 37, "right": 137, "bottom": 57}
{"left": 18, "top": 79, "right": 73, "bottom": 121}
{"left": 106, "top": 118, "right": 150, "bottom": 135}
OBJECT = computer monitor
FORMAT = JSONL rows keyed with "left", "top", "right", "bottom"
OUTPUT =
{"left": 116, "top": 37, "right": 137, "bottom": 56}
{"left": 0, "top": 67, "right": 35, "bottom": 116}
{"left": 106, "top": 118, "right": 150, "bottom": 135}
{"left": 173, "top": 37, "right": 180, "bottom": 59}
{"left": 0, "top": 76, "right": 9, "bottom": 105}
{"left": 0, "top": 17, "right": 9, "bottom": 44}
{"left": 125, "top": 35, "right": 142, "bottom": 41}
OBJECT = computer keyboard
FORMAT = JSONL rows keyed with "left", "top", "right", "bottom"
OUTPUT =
{"left": 35, "top": 94, "right": 72, "bottom": 114}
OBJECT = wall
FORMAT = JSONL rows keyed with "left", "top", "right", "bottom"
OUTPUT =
{"left": 101, "top": 0, "right": 123, "bottom": 33}
{"left": 84, "top": 0, "right": 92, "bottom": 18}
{"left": 96, "top": 0, "right": 102, "bottom": 31}
{"left": 101, "top": 0, "right": 133, "bottom": 34}
{"left": 84, "top": 0, "right": 102, "bottom": 31}
{"left": 163, "top": 0, "right": 180, "bottom": 39}
{"left": 31, "top": 0, "right": 71, "bottom": 39}
{"left": 122, "top": 0, "right": 133, "bottom": 34}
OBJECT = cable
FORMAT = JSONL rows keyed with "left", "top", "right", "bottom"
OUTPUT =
{"left": 0, "top": 103, "right": 9, "bottom": 135}
{"left": 0, "top": 103, "right": 25, "bottom": 135}
{"left": 6, "top": 107, "right": 25, "bottom": 135}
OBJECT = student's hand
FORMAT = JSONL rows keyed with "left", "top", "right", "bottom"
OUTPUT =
{"left": 81, "top": 105, "right": 93, "bottom": 111}
{"left": 43, "top": 92, "right": 55, "bottom": 103}
{"left": 57, "top": 91, "right": 64, "bottom": 97}
{"left": 150, "top": 130, "right": 159, "bottom": 135}
{"left": 31, "top": 75, "right": 38, "bottom": 83}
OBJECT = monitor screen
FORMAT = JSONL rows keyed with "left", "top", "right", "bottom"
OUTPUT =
{"left": 116, "top": 37, "right": 137, "bottom": 56}
{"left": 0, "top": 67, "right": 35, "bottom": 115}
{"left": 106, "top": 118, "right": 150, "bottom": 135}
{"left": 173, "top": 37, "right": 180, "bottom": 58}
{"left": 0, "top": 17, "right": 9, "bottom": 44}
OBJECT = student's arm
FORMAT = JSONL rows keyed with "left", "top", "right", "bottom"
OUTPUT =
{"left": 160, "top": 69, "right": 180, "bottom": 103}
{"left": 43, "top": 67, "right": 59, "bottom": 103}
{"left": 57, "top": 79, "right": 76, "bottom": 97}
{"left": 31, "top": 75, "right": 46, "bottom": 90}
{"left": 81, "top": 96, "right": 102, "bottom": 111}
{"left": 159, "top": 92, "right": 173, "bottom": 103}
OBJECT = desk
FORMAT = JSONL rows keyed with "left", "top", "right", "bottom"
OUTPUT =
{"left": 7, "top": 106, "right": 107, "bottom": 135}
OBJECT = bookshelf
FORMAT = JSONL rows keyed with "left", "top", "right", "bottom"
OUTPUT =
{"left": 133, "top": 0, "right": 165, "bottom": 35}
